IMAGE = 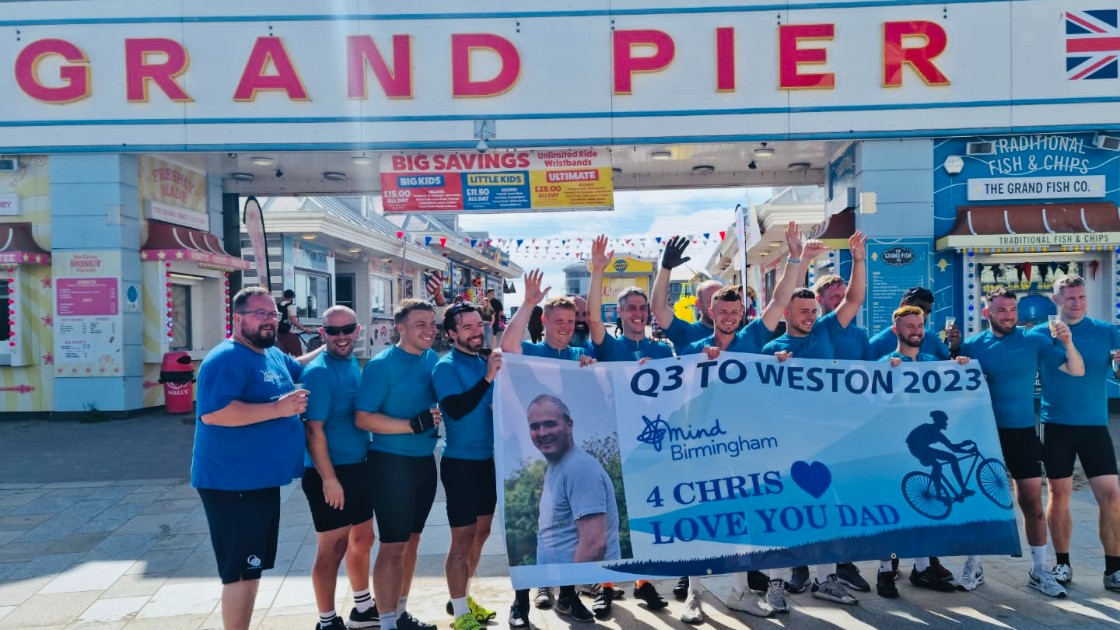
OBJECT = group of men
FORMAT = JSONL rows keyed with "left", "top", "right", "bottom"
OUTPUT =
{"left": 191, "top": 221, "right": 1120, "bottom": 630}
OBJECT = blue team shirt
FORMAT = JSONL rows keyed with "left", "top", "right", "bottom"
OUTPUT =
{"left": 818, "top": 311, "right": 870, "bottom": 360}
{"left": 192, "top": 340, "right": 304, "bottom": 491}
{"left": 761, "top": 325, "right": 836, "bottom": 360}
{"left": 301, "top": 351, "right": 368, "bottom": 467}
{"left": 521, "top": 341, "right": 587, "bottom": 361}
{"left": 680, "top": 319, "right": 776, "bottom": 355}
{"left": 868, "top": 327, "right": 950, "bottom": 360}
{"left": 1032, "top": 318, "right": 1120, "bottom": 426}
{"left": 356, "top": 345, "right": 440, "bottom": 457}
{"left": 594, "top": 335, "right": 675, "bottom": 362}
{"left": 879, "top": 351, "right": 937, "bottom": 363}
{"left": 664, "top": 317, "right": 713, "bottom": 350}
{"left": 433, "top": 349, "right": 495, "bottom": 460}
{"left": 961, "top": 328, "right": 1067, "bottom": 429}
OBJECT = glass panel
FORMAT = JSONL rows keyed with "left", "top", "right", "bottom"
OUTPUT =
{"left": 370, "top": 276, "right": 391, "bottom": 316}
{"left": 170, "top": 285, "right": 191, "bottom": 350}
{"left": 294, "top": 270, "right": 331, "bottom": 321}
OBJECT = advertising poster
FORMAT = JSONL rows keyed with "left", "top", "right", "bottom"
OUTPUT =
{"left": 138, "top": 156, "right": 209, "bottom": 231}
{"left": 380, "top": 149, "right": 613, "bottom": 213}
{"left": 54, "top": 252, "right": 123, "bottom": 376}
{"left": 866, "top": 240, "right": 932, "bottom": 335}
{"left": 495, "top": 354, "right": 1019, "bottom": 588}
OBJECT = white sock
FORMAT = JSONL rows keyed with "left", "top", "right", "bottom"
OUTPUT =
{"left": 879, "top": 560, "right": 893, "bottom": 573}
{"left": 966, "top": 554, "right": 981, "bottom": 568}
{"left": 379, "top": 611, "right": 397, "bottom": 630}
{"left": 815, "top": 564, "right": 830, "bottom": 582}
{"left": 768, "top": 568, "right": 783, "bottom": 580}
{"left": 397, "top": 596, "right": 408, "bottom": 615}
{"left": 1030, "top": 546, "right": 1048, "bottom": 572}
{"left": 688, "top": 576, "right": 703, "bottom": 597}
{"left": 730, "top": 571, "right": 750, "bottom": 592}
{"left": 914, "top": 557, "right": 930, "bottom": 572}
{"left": 353, "top": 588, "right": 373, "bottom": 613}
{"left": 319, "top": 611, "right": 337, "bottom": 629}
{"left": 451, "top": 597, "right": 469, "bottom": 618}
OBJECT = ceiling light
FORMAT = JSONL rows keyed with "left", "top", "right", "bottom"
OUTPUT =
{"left": 788, "top": 162, "right": 811, "bottom": 172}
{"left": 323, "top": 171, "right": 347, "bottom": 182}
{"left": 753, "top": 147, "right": 775, "bottom": 159}
{"left": 346, "top": 246, "right": 362, "bottom": 254}
{"left": 692, "top": 165, "right": 715, "bottom": 175}
{"left": 650, "top": 149, "right": 672, "bottom": 161}
{"left": 250, "top": 156, "right": 274, "bottom": 166}
{"left": 300, "top": 233, "right": 317, "bottom": 240}
{"left": 351, "top": 155, "right": 373, "bottom": 166}
{"left": 769, "top": 241, "right": 782, "bottom": 248}
{"left": 747, "top": 161, "right": 757, "bottom": 170}
{"left": 229, "top": 172, "right": 254, "bottom": 182}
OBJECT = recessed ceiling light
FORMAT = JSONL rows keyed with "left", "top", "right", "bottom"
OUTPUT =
{"left": 229, "top": 172, "right": 254, "bottom": 182}
{"left": 692, "top": 165, "right": 715, "bottom": 175}
{"left": 301, "top": 233, "right": 317, "bottom": 240}
{"left": 251, "top": 156, "right": 274, "bottom": 166}
{"left": 351, "top": 155, "right": 373, "bottom": 166}
{"left": 650, "top": 149, "right": 672, "bottom": 161}
{"left": 346, "top": 246, "right": 362, "bottom": 254}
{"left": 753, "top": 147, "right": 775, "bottom": 158}
{"left": 323, "top": 172, "right": 347, "bottom": 181}
{"left": 769, "top": 241, "right": 782, "bottom": 248}
{"left": 788, "top": 162, "right": 811, "bottom": 172}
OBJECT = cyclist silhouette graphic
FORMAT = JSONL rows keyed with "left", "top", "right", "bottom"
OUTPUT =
{"left": 906, "top": 410, "right": 976, "bottom": 500}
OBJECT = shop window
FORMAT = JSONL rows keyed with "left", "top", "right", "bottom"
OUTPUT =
{"left": 169, "top": 285, "right": 192, "bottom": 351}
{"left": 294, "top": 270, "right": 331, "bottom": 321}
{"left": 370, "top": 276, "right": 392, "bottom": 317}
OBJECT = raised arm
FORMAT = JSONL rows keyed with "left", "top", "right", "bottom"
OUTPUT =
{"left": 587, "top": 236, "right": 613, "bottom": 345}
{"left": 651, "top": 236, "right": 690, "bottom": 329}
{"left": 759, "top": 222, "right": 821, "bottom": 331}
{"left": 834, "top": 231, "right": 867, "bottom": 327}
{"left": 500, "top": 269, "right": 549, "bottom": 354}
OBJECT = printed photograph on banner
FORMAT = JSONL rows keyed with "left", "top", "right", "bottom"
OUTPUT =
{"left": 497, "top": 358, "right": 633, "bottom": 569}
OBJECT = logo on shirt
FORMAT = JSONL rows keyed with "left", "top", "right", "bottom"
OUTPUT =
{"left": 246, "top": 554, "right": 262, "bottom": 568}
{"left": 261, "top": 370, "right": 286, "bottom": 386}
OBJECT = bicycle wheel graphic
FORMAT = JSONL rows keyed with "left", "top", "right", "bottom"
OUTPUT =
{"left": 902, "top": 471, "right": 951, "bottom": 520}
{"left": 977, "top": 458, "right": 1013, "bottom": 509}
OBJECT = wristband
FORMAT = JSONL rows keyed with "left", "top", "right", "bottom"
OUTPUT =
{"left": 786, "top": 256, "right": 801, "bottom": 264}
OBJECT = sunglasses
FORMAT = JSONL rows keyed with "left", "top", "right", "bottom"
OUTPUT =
{"left": 322, "top": 323, "right": 358, "bottom": 336}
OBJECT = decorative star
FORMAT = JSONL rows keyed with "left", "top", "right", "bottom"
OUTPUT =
{"left": 141, "top": 251, "right": 149, "bottom": 260}
{"left": 40, "top": 315, "right": 52, "bottom": 327}
{"left": 41, "top": 276, "right": 51, "bottom": 289}
{"left": 42, "top": 353, "right": 53, "bottom": 365}
{"left": 175, "top": 251, "right": 185, "bottom": 260}
{"left": 157, "top": 251, "right": 166, "bottom": 260}
{"left": 22, "top": 253, "right": 28, "bottom": 262}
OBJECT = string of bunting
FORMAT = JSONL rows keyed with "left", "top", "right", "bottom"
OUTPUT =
{"left": 391, "top": 229, "right": 729, "bottom": 260}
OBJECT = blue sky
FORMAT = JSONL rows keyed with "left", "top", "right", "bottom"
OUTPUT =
{"left": 459, "top": 187, "right": 773, "bottom": 308}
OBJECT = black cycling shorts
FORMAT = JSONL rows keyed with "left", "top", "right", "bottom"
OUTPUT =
{"left": 301, "top": 460, "right": 374, "bottom": 533}
{"left": 368, "top": 451, "right": 437, "bottom": 543}
{"left": 1041, "top": 423, "right": 1119, "bottom": 479}
{"left": 197, "top": 487, "right": 280, "bottom": 584}
{"left": 997, "top": 427, "right": 1043, "bottom": 481}
{"left": 441, "top": 456, "right": 497, "bottom": 528}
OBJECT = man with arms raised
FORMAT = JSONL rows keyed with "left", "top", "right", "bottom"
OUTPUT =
{"left": 193, "top": 286, "right": 315, "bottom": 630}
{"left": 1031, "top": 276, "right": 1120, "bottom": 590}
{"left": 433, "top": 303, "right": 503, "bottom": 630}
{"left": 356, "top": 299, "right": 444, "bottom": 630}
{"left": 300, "top": 306, "right": 378, "bottom": 630}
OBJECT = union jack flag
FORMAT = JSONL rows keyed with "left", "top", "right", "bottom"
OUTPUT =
{"left": 1066, "top": 10, "right": 1120, "bottom": 80}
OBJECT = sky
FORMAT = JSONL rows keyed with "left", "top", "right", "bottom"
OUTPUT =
{"left": 458, "top": 187, "right": 774, "bottom": 309}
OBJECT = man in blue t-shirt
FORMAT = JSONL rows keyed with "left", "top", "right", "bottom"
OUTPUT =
{"left": 812, "top": 274, "right": 871, "bottom": 361}
{"left": 956, "top": 287, "right": 1082, "bottom": 597}
{"left": 1031, "top": 275, "right": 1120, "bottom": 590}
{"left": 433, "top": 303, "right": 503, "bottom": 629}
{"left": 193, "top": 286, "right": 314, "bottom": 630}
{"left": 355, "top": 299, "right": 444, "bottom": 630}
{"left": 868, "top": 287, "right": 958, "bottom": 360}
{"left": 300, "top": 306, "right": 378, "bottom": 630}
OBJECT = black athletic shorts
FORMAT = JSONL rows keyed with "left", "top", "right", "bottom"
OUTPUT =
{"left": 302, "top": 460, "right": 375, "bottom": 533}
{"left": 441, "top": 456, "right": 497, "bottom": 528}
{"left": 997, "top": 427, "right": 1043, "bottom": 480}
{"left": 368, "top": 451, "right": 437, "bottom": 543}
{"left": 197, "top": 487, "right": 280, "bottom": 584}
{"left": 1041, "top": 423, "right": 1119, "bottom": 479}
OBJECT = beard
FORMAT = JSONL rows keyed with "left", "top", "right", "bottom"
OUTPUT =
{"left": 458, "top": 333, "right": 484, "bottom": 353}
{"left": 899, "top": 333, "right": 923, "bottom": 349}
{"left": 574, "top": 321, "right": 589, "bottom": 335}
{"left": 243, "top": 324, "right": 277, "bottom": 349}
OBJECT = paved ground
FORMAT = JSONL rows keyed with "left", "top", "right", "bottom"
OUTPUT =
{"left": 2, "top": 412, "right": 1120, "bottom": 629}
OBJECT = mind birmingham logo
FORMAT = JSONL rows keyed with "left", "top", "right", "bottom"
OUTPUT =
{"left": 637, "top": 414, "right": 776, "bottom": 461}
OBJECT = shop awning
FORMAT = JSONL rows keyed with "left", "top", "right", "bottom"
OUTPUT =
{"left": 936, "top": 202, "right": 1120, "bottom": 252}
{"left": 141, "top": 221, "right": 249, "bottom": 271}
{"left": 0, "top": 222, "right": 50, "bottom": 266}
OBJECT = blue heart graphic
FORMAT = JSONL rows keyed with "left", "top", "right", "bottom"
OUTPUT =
{"left": 791, "top": 460, "right": 832, "bottom": 499}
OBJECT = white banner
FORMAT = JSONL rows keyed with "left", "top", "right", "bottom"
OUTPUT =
{"left": 967, "top": 176, "right": 1107, "bottom": 201}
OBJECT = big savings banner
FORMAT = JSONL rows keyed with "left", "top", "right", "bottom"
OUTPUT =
{"left": 495, "top": 353, "right": 1020, "bottom": 588}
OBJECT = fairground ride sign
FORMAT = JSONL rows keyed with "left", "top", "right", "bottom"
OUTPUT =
{"left": 0, "top": 0, "right": 1116, "bottom": 153}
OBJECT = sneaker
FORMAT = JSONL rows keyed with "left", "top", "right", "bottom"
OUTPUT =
{"left": 1028, "top": 568, "right": 1067, "bottom": 598}
{"left": 786, "top": 565, "right": 811, "bottom": 593}
{"left": 397, "top": 612, "right": 435, "bottom": 630}
{"left": 452, "top": 614, "right": 484, "bottom": 630}
{"left": 633, "top": 582, "right": 668, "bottom": 610}
{"left": 836, "top": 562, "right": 871, "bottom": 592}
{"left": 673, "top": 576, "right": 690, "bottom": 601}
{"left": 592, "top": 585, "right": 613, "bottom": 619}
{"left": 725, "top": 588, "right": 774, "bottom": 617}
{"left": 811, "top": 575, "right": 858, "bottom": 605}
{"left": 348, "top": 604, "right": 380, "bottom": 629}
{"left": 467, "top": 597, "right": 496, "bottom": 622}
{"left": 928, "top": 557, "right": 957, "bottom": 585}
{"left": 1051, "top": 563, "right": 1072, "bottom": 585}
{"left": 910, "top": 567, "right": 957, "bottom": 593}
{"left": 765, "top": 579, "right": 789, "bottom": 613}
{"left": 876, "top": 570, "right": 899, "bottom": 598}
{"left": 1105, "top": 570, "right": 1120, "bottom": 592}
{"left": 319, "top": 618, "right": 348, "bottom": 630}
{"left": 579, "top": 583, "right": 599, "bottom": 597}
{"left": 508, "top": 602, "right": 529, "bottom": 629}
{"left": 533, "top": 586, "right": 555, "bottom": 609}
{"left": 957, "top": 559, "right": 984, "bottom": 591}
{"left": 556, "top": 595, "right": 595, "bottom": 623}
{"left": 680, "top": 592, "right": 705, "bottom": 624}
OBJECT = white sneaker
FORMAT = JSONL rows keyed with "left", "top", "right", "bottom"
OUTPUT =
{"left": 1105, "top": 570, "right": 1120, "bottom": 592}
{"left": 765, "top": 580, "right": 789, "bottom": 613}
{"left": 680, "top": 592, "right": 705, "bottom": 625}
{"left": 810, "top": 575, "right": 858, "bottom": 605}
{"left": 1028, "top": 568, "right": 1067, "bottom": 597}
{"left": 957, "top": 559, "right": 984, "bottom": 591}
{"left": 1051, "top": 563, "right": 1072, "bottom": 585}
{"left": 725, "top": 588, "right": 774, "bottom": 617}
{"left": 533, "top": 586, "right": 554, "bottom": 609}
